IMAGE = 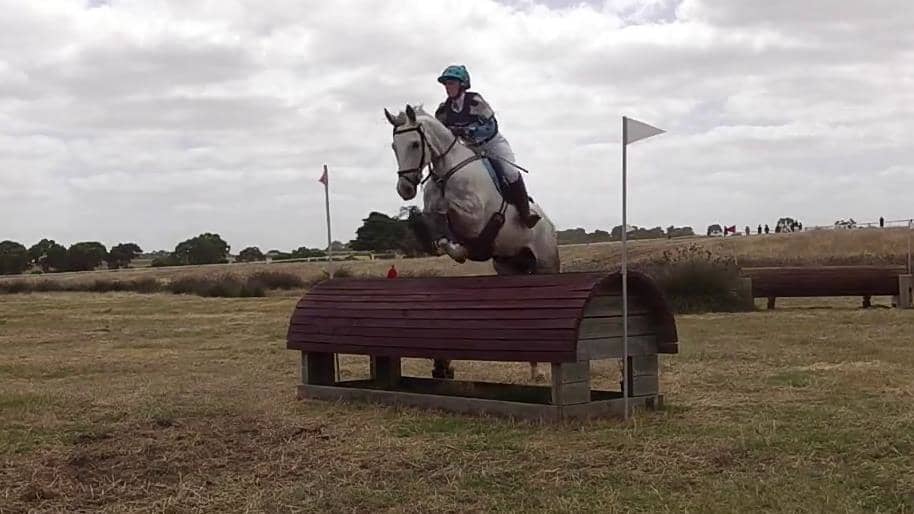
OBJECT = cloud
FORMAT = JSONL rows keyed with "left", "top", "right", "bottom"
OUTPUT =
{"left": 1, "top": 0, "right": 912, "bottom": 251}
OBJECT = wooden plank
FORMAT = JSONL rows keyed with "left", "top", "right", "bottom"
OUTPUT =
{"left": 657, "top": 342, "right": 679, "bottom": 354}
{"left": 628, "top": 375, "right": 658, "bottom": 396}
{"left": 576, "top": 335, "right": 658, "bottom": 360}
{"left": 741, "top": 266, "right": 905, "bottom": 298}
{"left": 301, "top": 352, "right": 334, "bottom": 386}
{"left": 289, "top": 324, "right": 576, "bottom": 342}
{"left": 298, "top": 384, "right": 561, "bottom": 421}
{"left": 551, "top": 380, "right": 590, "bottom": 406}
{"left": 287, "top": 341, "right": 576, "bottom": 363}
{"left": 583, "top": 296, "right": 621, "bottom": 316}
{"left": 578, "top": 315, "right": 656, "bottom": 339}
{"left": 295, "top": 298, "right": 586, "bottom": 311}
{"left": 292, "top": 307, "right": 581, "bottom": 321}
{"left": 630, "top": 355, "right": 658, "bottom": 376}
{"left": 560, "top": 395, "right": 660, "bottom": 420}
{"left": 287, "top": 333, "right": 573, "bottom": 352}
{"left": 290, "top": 317, "right": 579, "bottom": 330}
{"left": 898, "top": 275, "right": 912, "bottom": 309}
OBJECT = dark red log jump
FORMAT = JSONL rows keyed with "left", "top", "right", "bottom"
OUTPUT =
{"left": 740, "top": 266, "right": 913, "bottom": 309}
{"left": 286, "top": 271, "right": 680, "bottom": 421}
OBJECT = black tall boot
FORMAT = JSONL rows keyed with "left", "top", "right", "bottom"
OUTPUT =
{"left": 507, "top": 176, "right": 541, "bottom": 229}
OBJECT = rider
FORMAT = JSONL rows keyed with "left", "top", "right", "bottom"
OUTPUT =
{"left": 434, "top": 65, "right": 541, "bottom": 228}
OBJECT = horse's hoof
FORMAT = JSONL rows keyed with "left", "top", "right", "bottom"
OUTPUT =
{"left": 445, "top": 243, "right": 467, "bottom": 263}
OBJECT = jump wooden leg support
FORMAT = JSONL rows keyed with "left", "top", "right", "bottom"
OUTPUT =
{"left": 300, "top": 352, "right": 335, "bottom": 387}
{"left": 551, "top": 360, "right": 590, "bottom": 407}
{"left": 899, "top": 275, "right": 913, "bottom": 309}
{"left": 370, "top": 356, "right": 402, "bottom": 387}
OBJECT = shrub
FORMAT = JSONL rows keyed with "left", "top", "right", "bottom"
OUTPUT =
{"left": 0, "top": 280, "right": 32, "bottom": 294}
{"left": 168, "top": 274, "right": 265, "bottom": 298}
{"left": 247, "top": 271, "right": 305, "bottom": 289}
{"left": 638, "top": 244, "right": 755, "bottom": 314}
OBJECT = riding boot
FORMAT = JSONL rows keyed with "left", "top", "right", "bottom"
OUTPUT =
{"left": 507, "top": 176, "right": 541, "bottom": 229}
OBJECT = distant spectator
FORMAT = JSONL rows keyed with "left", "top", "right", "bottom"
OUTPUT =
{"left": 880, "top": 216, "right": 885, "bottom": 228}
{"left": 764, "top": 224, "right": 770, "bottom": 234}
{"left": 798, "top": 222, "right": 803, "bottom": 231}
{"left": 745, "top": 226, "right": 750, "bottom": 235}
{"left": 757, "top": 224, "right": 762, "bottom": 234}
{"left": 387, "top": 265, "right": 398, "bottom": 278}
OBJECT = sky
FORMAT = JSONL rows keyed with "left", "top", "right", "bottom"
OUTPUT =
{"left": 1, "top": 0, "right": 912, "bottom": 252}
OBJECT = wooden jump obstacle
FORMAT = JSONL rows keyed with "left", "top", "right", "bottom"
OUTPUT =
{"left": 285, "top": 271, "right": 679, "bottom": 421}
{"left": 741, "top": 266, "right": 913, "bottom": 309}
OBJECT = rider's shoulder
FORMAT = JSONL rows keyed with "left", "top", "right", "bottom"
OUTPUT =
{"left": 466, "top": 92, "right": 494, "bottom": 116}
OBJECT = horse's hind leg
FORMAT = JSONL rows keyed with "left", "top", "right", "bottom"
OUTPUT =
{"left": 432, "top": 359, "right": 454, "bottom": 379}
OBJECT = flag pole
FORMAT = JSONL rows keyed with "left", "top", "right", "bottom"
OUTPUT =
{"left": 908, "top": 219, "right": 914, "bottom": 275}
{"left": 621, "top": 116, "right": 630, "bottom": 421}
{"left": 322, "top": 164, "right": 334, "bottom": 279}
{"left": 321, "top": 164, "right": 339, "bottom": 381}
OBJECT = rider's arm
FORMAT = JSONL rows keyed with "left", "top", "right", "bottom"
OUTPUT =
{"left": 464, "top": 94, "right": 498, "bottom": 143}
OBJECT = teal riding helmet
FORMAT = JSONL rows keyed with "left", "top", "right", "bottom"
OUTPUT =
{"left": 437, "top": 65, "right": 471, "bottom": 89}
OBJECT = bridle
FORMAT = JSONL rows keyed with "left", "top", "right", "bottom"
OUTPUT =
{"left": 393, "top": 123, "right": 478, "bottom": 191}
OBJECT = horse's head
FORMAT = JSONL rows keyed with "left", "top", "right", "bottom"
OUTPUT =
{"left": 385, "top": 104, "right": 431, "bottom": 200}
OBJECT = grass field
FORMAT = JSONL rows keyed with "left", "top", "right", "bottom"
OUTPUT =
{"left": 2, "top": 290, "right": 913, "bottom": 512}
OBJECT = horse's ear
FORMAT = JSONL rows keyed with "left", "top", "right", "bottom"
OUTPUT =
{"left": 384, "top": 108, "right": 397, "bottom": 126}
{"left": 406, "top": 105, "right": 416, "bottom": 123}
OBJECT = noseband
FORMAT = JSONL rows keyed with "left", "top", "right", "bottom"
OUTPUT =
{"left": 393, "top": 123, "right": 458, "bottom": 188}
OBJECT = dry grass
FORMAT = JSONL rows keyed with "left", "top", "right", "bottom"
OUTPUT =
{"left": 2, "top": 292, "right": 913, "bottom": 512}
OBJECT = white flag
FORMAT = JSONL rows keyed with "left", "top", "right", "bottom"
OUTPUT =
{"left": 624, "top": 116, "right": 665, "bottom": 145}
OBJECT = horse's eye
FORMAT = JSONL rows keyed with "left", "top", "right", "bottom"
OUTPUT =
{"left": 410, "top": 142, "right": 419, "bottom": 149}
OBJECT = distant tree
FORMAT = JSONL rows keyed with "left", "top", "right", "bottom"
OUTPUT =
{"left": 633, "top": 226, "right": 665, "bottom": 240}
{"left": 666, "top": 226, "right": 695, "bottom": 238}
{"left": 350, "top": 212, "right": 408, "bottom": 252}
{"left": 106, "top": 243, "right": 143, "bottom": 269}
{"left": 557, "top": 228, "right": 588, "bottom": 245}
{"left": 66, "top": 242, "right": 108, "bottom": 271}
{"left": 28, "top": 239, "right": 56, "bottom": 267}
{"left": 236, "top": 246, "right": 265, "bottom": 262}
{"left": 150, "top": 255, "right": 180, "bottom": 267}
{"left": 329, "top": 241, "right": 348, "bottom": 252}
{"left": 0, "top": 241, "right": 30, "bottom": 275}
{"left": 43, "top": 244, "right": 69, "bottom": 272}
{"left": 291, "top": 246, "right": 326, "bottom": 259}
{"left": 350, "top": 209, "right": 428, "bottom": 256}
{"left": 28, "top": 239, "right": 68, "bottom": 272}
{"left": 173, "top": 233, "right": 230, "bottom": 265}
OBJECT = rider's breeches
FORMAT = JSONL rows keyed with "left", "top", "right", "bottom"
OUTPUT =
{"left": 472, "top": 133, "right": 521, "bottom": 183}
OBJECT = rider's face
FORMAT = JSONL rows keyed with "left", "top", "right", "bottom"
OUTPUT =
{"left": 444, "top": 80, "right": 462, "bottom": 98}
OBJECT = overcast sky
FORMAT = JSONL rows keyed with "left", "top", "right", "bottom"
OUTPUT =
{"left": 2, "top": 0, "right": 912, "bottom": 252}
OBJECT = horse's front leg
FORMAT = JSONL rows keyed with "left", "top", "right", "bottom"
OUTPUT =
{"left": 421, "top": 184, "right": 469, "bottom": 263}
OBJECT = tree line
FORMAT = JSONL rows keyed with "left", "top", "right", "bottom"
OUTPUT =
{"left": 1, "top": 206, "right": 699, "bottom": 276}
{"left": 0, "top": 239, "right": 143, "bottom": 275}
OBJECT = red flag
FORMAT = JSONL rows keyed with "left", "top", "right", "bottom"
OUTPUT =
{"left": 318, "top": 165, "right": 328, "bottom": 186}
